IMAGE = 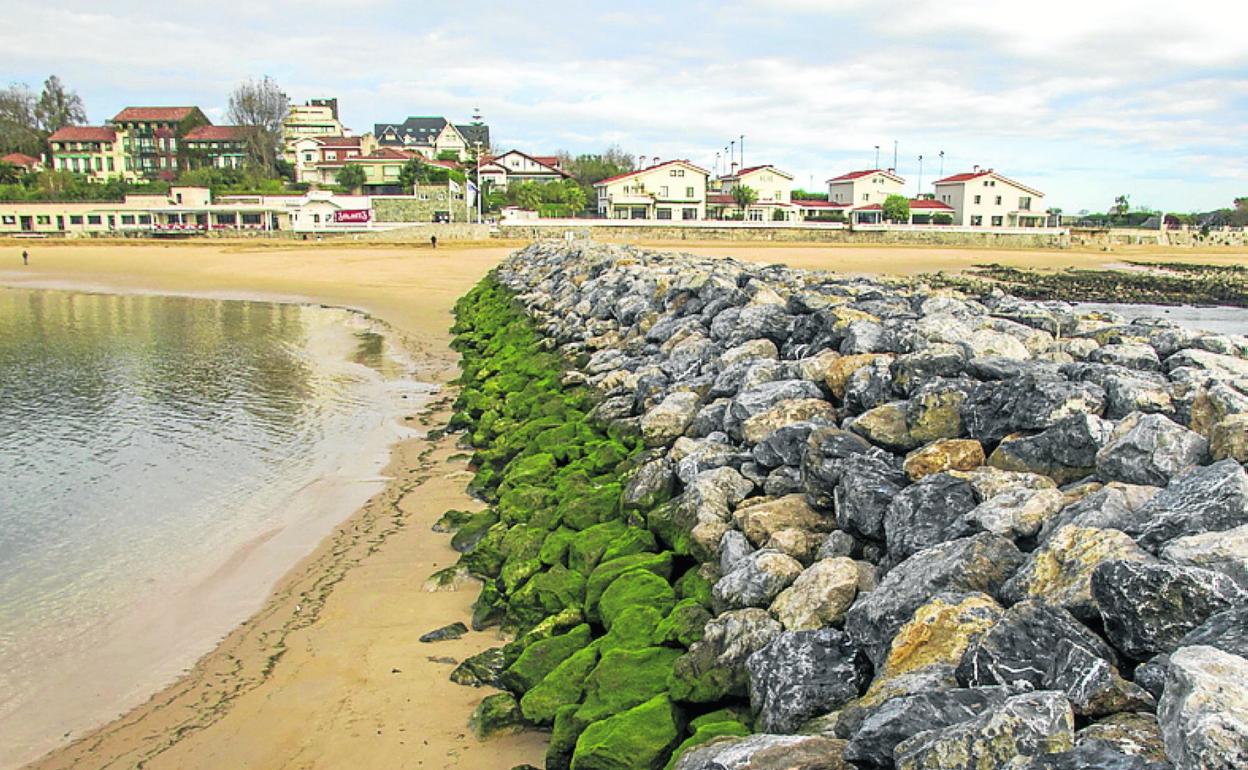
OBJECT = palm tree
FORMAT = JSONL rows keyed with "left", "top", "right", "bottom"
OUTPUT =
{"left": 731, "top": 185, "right": 758, "bottom": 218}
{"left": 336, "top": 164, "right": 366, "bottom": 194}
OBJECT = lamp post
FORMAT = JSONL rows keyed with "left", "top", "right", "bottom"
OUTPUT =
{"left": 917, "top": 155, "right": 924, "bottom": 197}
{"left": 938, "top": 150, "right": 945, "bottom": 180}
{"left": 739, "top": 134, "right": 744, "bottom": 170}
{"left": 874, "top": 145, "right": 880, "bottom": 169}
{"left": 892, "top": 140, "right": 898, "bottom": 172}
{"left": 474, "top": 141, "right": 482, "bottom": 223}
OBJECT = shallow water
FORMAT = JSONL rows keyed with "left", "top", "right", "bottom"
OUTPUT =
{"left": 0, "top": 288, "right": 429, "bottom": 764}
{"left": 1071, "top": 301, "right": 1248, "bottom": 336}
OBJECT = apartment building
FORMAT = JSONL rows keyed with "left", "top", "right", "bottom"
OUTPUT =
{"left": 47, "top": 126, "right": 134, "bottom": 183}
{"left": 109, "top": 106, "right": 211, "bottom": 178}
{"left": 933, "top": 167, "right": 1048, "bottom": 227}
{"left": 476, "top": 150, "right": 570, "bottom": 189}
{"left": 711, "top": 164, "right": 795, "bottom": 220}
{"left": 0, "top": 186, "right": 284, "bottom": 235}
{"left": 290, "top": 134, "right": 378, "bottom": 184}
{"left": 373, "top": 117, "right": 488, "bottom": 162}
{"left": 594, "top": 159, "right": 709, "bottom": 220}
{"left": 826, "top": 169, "right": 906, "bottom": 207}
{"left": 282, "top": 98, "right": 345, "bottom": 160}
{"left": 182, "top": 125, "right": 248, "bottom": 170}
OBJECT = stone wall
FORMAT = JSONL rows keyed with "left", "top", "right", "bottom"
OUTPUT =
{"left": 495, "top": 222, "right": 1071, "bottom": 249}
{"left": 354, "top": 223, "right": 491, "bottom": 242}
{"left": 374, "top": 185, "right": 472, "bottom": 224}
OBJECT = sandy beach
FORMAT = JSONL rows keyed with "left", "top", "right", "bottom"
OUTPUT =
{"left": 2, "top": 235, "right": 1244, "bottom": 770}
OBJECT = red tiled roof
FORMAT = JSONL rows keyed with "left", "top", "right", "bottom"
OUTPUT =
{"left": 111, "top": 106, "right": 200, "bottom": 123}
{"left": 726, "top": 165, "right": 793, "bottom": 180}
{"left": 934, "top": 168, "right": 1044, "bottom": 197}
{"left": 532, "top": 155, "right": 560, "bottom": 167}
{"left": 909, "top": 198, "right": 954, "bottom": 210}
{"left": 828, "top": 169, "right": 880, "bottom": 182}
{"left": 707, "top": 193, "right": 735, "bottom": 205}
{"left": 183, "top": 125, "right": 244, "bottom": 141}
{"left": 48, "top": 125, "right": 117, "bottom": 142}
{"left": 316, "top": 135, "right": 363, "bottom": 147}
{"left": 855, "top": 203, "right": 883, "bottom": 211}
{"left": 2, "top": 152, "right": 40, "bottom": 168}
{"left": 426, "top": 159, "right": 461, "bottom": 170}
{"left": 594, "top": 159, "right": 709, "bottom": 186}
{"left": 793, "top": 199, "right": 849, "bottom": 208}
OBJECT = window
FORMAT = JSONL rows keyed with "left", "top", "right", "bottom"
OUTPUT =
{"left": 312, "top": 213, "right": 320, "bottom": 224}
{"left": 217, "top": 213, "right": 237, "bottom": 225}
{"left": 656, "top": 208, "right": 672, "bottom": 220}
{"left": 119, "top": 214, "right": 135, "bottom": 225}
{"left": 107, "top": 158, "right": 114, "bottom": 171}
{"left": 1019, "top": 196, "right": 1032, "bottom": 211}
{"left": 973, "top": 195, "right": 981, "bottom": 204}
{"left": 686, "top": 187, "right": 695, "bottom": 198}
{"left": 995, "top": 196, "right": 1002, "bottom": 205}
{"left": 862, "top": 193, "right": 869, "bottom": 202}
{"left": 659, "top": 186, "right": 669, "bottom": 196}
{"left": 1, "top": 215, "right": 14, "bottom": 224}
{"left": 748, "top": 210, "right": 764, "bottom": 222}
{"left": 138, "top": 215, "right": 151, "bottom": 224}
{"left": 991, "top": 215, "right": 1003, "bottom": 226}
{"left": 682, "top": 208, "right": 697, "bottom": 220}
{"left": 970, "top": 215, "right": 983, "bottom": 226}
{"left": 304, "top": 153, "right": 313, "bottom": 162}
{"left": 242, "top": 213, "right": 262, "bottom": 225}
{"left": 669, "top": 169, "right": 685, "bottom": 177}
{"left": 87, "top": 215, "right": 102, "bottom": 225}
{"left": 36, "top": 216, "right": 50, "bottom": 225}
{"left": 69, "top": 215, "right": 83, "bottom": 225}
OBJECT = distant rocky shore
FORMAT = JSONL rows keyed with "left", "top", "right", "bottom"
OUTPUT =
{"left": 445, "top": 241, "right": 1248, "bottom": 770}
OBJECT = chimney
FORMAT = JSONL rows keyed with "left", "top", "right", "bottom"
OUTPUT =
{"left": 973, "top": 164, "right": 981, "bottom": 173}
{"left": 652, "top": 156, "right": 660, "bottom": 167}
{"left": 639, "top": 155, "right": 647, "bottom": 168}
{"left": 730, "top": 161, "right": 738, "bottom": 174}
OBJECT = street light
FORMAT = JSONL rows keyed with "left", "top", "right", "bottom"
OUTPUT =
{"left": 474, "top": 140, "right": 482, "bottom": 223}
{"left": 917, "top": 154, "right": 924, "bottom": 197}
{"left": 874, "top": 145, "right": 880, "bottom": 169}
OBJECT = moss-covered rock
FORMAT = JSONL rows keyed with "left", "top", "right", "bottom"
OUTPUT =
{"left": 432, "top": 508, "right": 474, "bottom": 533}
{"left": 451, "top": 509, "right": 501, "bottom": 553}
{"left": 662, "top": 720, "right": 751, "bottom": 770}
{"left": 599, "top": 570, "right": 677, "bottom": 631}
{"left": 507, "top": 564, "right": 588, "bottom": 631}
{"left": 472, "top": 580, "right": 508, "bottom": 630}
{"left": 520, "top": 644, "right": 601, "bottom": 725}
{"left": 598, "top": 606, "right": 663, "bottom": 654}
{"left": 557, "top": 474, "right": 623, "bottom": 531}
{"left": 505, "top": 607, "right": 587, "bottom": 665}
{"left": 460, "top": 521, "right": 509, "bottom": 578}
{"left": 572, "top": 694, "right": 683, "bottom": 770}
{"left": 501, "top": 623, "right": 593, "bottom": 693}
{"left": 450, "top": 647, "right": 506, "bottom": 688}
{"left": 656, "top": 599, "right": 712, "bottom": 648}
{"left": 585, "top": 552, "right": 676, "bottom": 622}
{"left": 674, "top": 566, "right": 715, "bottom": 610}
{"left": 601, "top": 527, "right": 659, "bottom": 565}
{"left": 469, "top": 692, "right": 527, "bottom": 738}
{"left": 548, "top": 704, "right": 592, "bottom": 770}
{"left": 540, "top": 526, "right": 578, "bottom": 567}
{"left": 502, "top": 451, "right": 558, "bottom": 491}
{"left": 568, "top": 520, "right": 630, "bottom": 574}
{"left": 576, "top": 647, "right": 684, "bottom": 724}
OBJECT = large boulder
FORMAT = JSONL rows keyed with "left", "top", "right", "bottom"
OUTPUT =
{"left": 800, "top": 427, "right": 876, "bottom": 509}
{"left": 745, "top": 628, "right": 871, "bottom": 733}
{"left": 669, "top": 608, "right": 782, "bottom": 702}
{"left": 1130, "top": 459, "right": 1248, "bottom": 551}
{"left": 883, "top": 472, "right": 980, "bottom": 562}
{"left": 726, "top": 380, "right": 825, "bottom": 441}
{"left": 768, "top": 557, "right": 862, "bottom": 631}
{"left": 641, "top": 391, "right": 702, "bottom": 446}
{"left": 893, "top": 690, "right": 1075, "bottom": 770}
{"left": 844, "top": 533, "right": 1025, "bottom": 667}
{"left": 1091, "top": 559, "right": 1248, "bottom": 660}
{"left": 1004, "top": 740, "right": 1172, "bottom": 769}
{"left": 831, "top": 449, "right": 908, "bottom": 541}
{"left": 1157, "top": 645, "right": 1248, "bottom": 770}
{"left": 734, "top": 494, "right": 833, "bottom": 547}
{"left": 1160, "top": 523, "right": 1248, "bottom": 589}
{"left": 963, "top": 486, "right": 1067, "bottom": 542}
{"left": 844, "top": 686, "right": 1012, "bottom": 767}
{"left": 570, "top": 694, "right": 682, "bottom": 770}
{"left": 903, "top": 439, "right": 985, "bottom": 481}
{"left": 988, "top": 414, "right": 1114, "bottom": 485}
{"left": 742, "top": 399, "right": 837, "bottom": 445}
{"left": 1175, "top": 606, "right": 1248, "bottom": 658}
{"left": 672, "top": 734, "right": 854, "bottom": 770}
{"left": 962, "top": 374, "right": 1106, "bottom": 443}
{"left": 874, "top": 592, "right": 1003, "bottom": 684}
{"left": 1095, "top": 412, "right": 1209, "bottom": 486}
{"left": 712, "top": 549, "right": 804, "bottom": 613}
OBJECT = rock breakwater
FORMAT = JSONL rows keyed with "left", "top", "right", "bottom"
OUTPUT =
{"left": 445, "top": 242, "right": 1248, "bottom": 770}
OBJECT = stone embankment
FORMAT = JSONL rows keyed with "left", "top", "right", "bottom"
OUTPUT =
{"left": 445, "top": 241, "right": 1248, "bottom": 770}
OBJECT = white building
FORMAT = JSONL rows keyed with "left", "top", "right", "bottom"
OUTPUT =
{"left": 476, "top": 151, "right": 570, "bottom": 190}
{"left": 932, "top": 167, "right": 1048, "bottom": 227}
{"left": 711, "top": 165, "right": 795, "bottom": 220}
{"left": 594, "top": 159, "right": 709, "bottom": 220}
{"left": 826, "top": 169, "right": 906, "bottom": 207}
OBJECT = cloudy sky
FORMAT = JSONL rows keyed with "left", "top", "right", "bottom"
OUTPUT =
{"left": 4, "top": 0, "right": 1246, "bottom": 212}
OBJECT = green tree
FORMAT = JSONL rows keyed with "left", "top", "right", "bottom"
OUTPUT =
{"left": 0, "top": 83, "right": 41, "bottom": 155}
{"left": 436, "top": 150, "right": 460, "bottom": 162}
{"left": 228, "top": 75, "right": 289, "bottom": 177}
{"left": 398, "top": 157, "right": 425, "bottom": 190}
{"left": 0, "top": 161, "right": 22, "bottom": 184}
{"left": 731, "top": 185, "right": 758, "bottom": 211}
{"left": 563, "top": 179, "right": 587, "bottom": 213}
{"left": 882, "top": 194, "right": 910, "bottom": 223}
{"left": 35, "top": 76, "right": 86, "bottom": 133}
{"left": 512, "top": 181, "right": 542, "bottom": 210}
{"left": 336, "top": 164, "right": 366, "bottom": 193}
{"left": 539, "top": 181, "right": 567, "bottom": 204}
{"left": 1112, "top": 194, "right": 1131, "bottom": 219}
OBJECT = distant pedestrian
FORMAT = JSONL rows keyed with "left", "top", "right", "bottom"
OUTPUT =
{"left": 21, "top": 249, "right": 28, "bottom": 266}
{"left": 430, "top": 235, "right": 438, "bottom": 249}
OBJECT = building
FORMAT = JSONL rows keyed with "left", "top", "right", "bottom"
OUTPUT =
{"left": 710, "top": 165, "right": 794, "bottom": 220}
{"left": 0, "top": 186, "right": 285, "bottom": 235}
{"left": 327, "top": 147, "right": 417, "bottom": 193}
{"left": 282, "top": 98, "right": 345, "bottom": 160}
{"left": 594, "top": 159, "right": 709, "bottom": 220}
{"left": 932, "top": 167, "right": 1048, "bottom": 227}
{"left": 373, "top": 117, "right": 487, "bottom": 161}
{"left": 291, "top": 135, "right": 378, "bottom": 184}
{"left": 47, "top": 126, "right": 133, "bottom": 183}
{"left": 826, "top": 169, "right": 906, "bottom": 207}
{"left": 2, "top": 152, "right": 42, "bottom": 174}
{"left": 476, "top": 150, "right": 570, "bottom": 190}
{"left": 182, "top": 125, "right": 248, "bottom": 170}
{"left": 109, "top": 106, "right": 211, "bottom": 178}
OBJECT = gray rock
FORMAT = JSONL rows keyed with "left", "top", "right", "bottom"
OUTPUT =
{"left": 1175, "top": 606, "right": 1248, "bottom": 658}
{"left": 720, "top": 529, "right": 756, "bottom": 575}
{"left": 893, "top": 690, "right": 1075, "bottom": 770}
{"left": 891, "top": 345, "right": 968, "bottom": 396}
{"left": 988, "top": 414, "right": 1115, "bottom": 485}
{"left": 687, "top": 398, "right": 730, "bottom": 437}
{"left": 672, "top": 733, "right": 854, "bottom": 770}
{"left": 844, "top": 357, "right": 897, "bottom": 414}
{"left": 420, "top": 621, "right": 468, "bottom": 642}
{"left": 640, "top": 391, "right": 702, "bottom": 446}
{"left": 1134, "top": 656, "right": 1170, "bottom": 702}
{"left": 841, "top": 320, "right": 887, "bottom": 354}
{"left": 1075, "top": 712, "right": 1169, "bottom": 765}
{"left": 1160, "top": 523, "right": 1248, "bottom": 589}
{"left": 962, "top": 374, "right": 1106, "bottom": 443}
{"left": 1157, "top": 645, "right": 1248, "bottom": 770}
{"left": 1091, "top": 559, "right": 1248, "bottom": 660}
{"left": 832, "top": 449, "right": 908, "bottom": 541}
{"left": 669, "top": 608, "right": 783, "bottom": 702}
{"left": 800, "top": 426, "right": 875, "bottom": 510}
{"left": 883, "top": 472, "right": 980, "bottom": 562}
{"left": 1103, "top": 372, "right": 1175, "bottom": 420}
{"left": 712, "top": 549, "right": 804, "bottom": 613}
{"left": 1090, "top": 343, "right": 1162, "bottom": 371}
{"left": 844, "top": 687, "right": 1011, "bottom": 766}
{"left": 734, "top": 303, "right": 797, "bottom": 346}
{"left": 844, "top": 533, "right": 1025, "bottom": 667}
{"left": 621, "top": 454, "right": 676, "bottom": 512}
{"left": 763, "top": 465, "right": 804, "bottom": 496}
{"left": 1131, "top": 459, "right": 1248, "bottom": 550}
{"left": 818, "top": 530, "right": 857, "bottom": 559}
{"left": 746, "top": 628, "right": 871, "bottom": 733}
{"left": 1005, "top": 740, "right": 1172, "bottom": 769}
{"left": 964, "top": 487, "right": 1067, "bottom": 543}
{"left": 726, "top": 380, "right": 825, "bottom": 441}
{"left": 1047, "top": 637, "right": 1156, "bottom": 717}
{"left": 1095, "top": 413, "right": 1209, "bottom": 487}
{"left": 753, "top": 420, "right": 834, "bottom": 469}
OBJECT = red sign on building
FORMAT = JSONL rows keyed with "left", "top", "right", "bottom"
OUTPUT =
{"left": 333, "top": 209, "right": 372, "bottom": 223}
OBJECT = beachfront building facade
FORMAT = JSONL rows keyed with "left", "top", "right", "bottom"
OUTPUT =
{"left": 476, "top": 151, "right": 570, "bottom": 190}
{"left": 373, "top": 117, "right": 489, "bottom": 162}
{"left": 0, "top": 186, "right": 287, "bottom": 236}
{"left": 594, "top": 159, "right": 709, "bottom": 220}
{"left": 291, "top": 135, "right": 378, "bottom": 185}
{"left": 47, "top": 126, "right": 135, "bottom": 183}
{"left": 932, "top": 167, "right": 1048, "bottom": 227}
{"left": 827, "top": 169, "right": 906, "bottom": 207}
{"left": 182, "top": 125, "right": 248, "bottom": 170}
{"left": 710, "top": 165, "right": 795, "bottom": 220}
{"left": 109, "top": 106, "right": 211, "bottom": 178}
{"left": 282, "top": 98, "right": 344, "bottom": 160}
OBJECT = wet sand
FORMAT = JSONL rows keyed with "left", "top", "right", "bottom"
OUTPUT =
{"left": 2, "top": 236, "right": 1243, "bottom": 770}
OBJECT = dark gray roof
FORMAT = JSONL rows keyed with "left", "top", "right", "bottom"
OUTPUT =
{"left": 374, "top": 116, "right": 449, "bottom": 146}
{"left": 457, "top": 123, "right": 490, "bottom": 149}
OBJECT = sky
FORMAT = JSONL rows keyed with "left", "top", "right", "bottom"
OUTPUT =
{"left": 3, "top": 0, "right": 1246, "bottom": 213}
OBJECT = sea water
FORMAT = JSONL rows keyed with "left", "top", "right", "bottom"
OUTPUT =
{"left": 0, "top": 288, "right": 429, "bottom": 766}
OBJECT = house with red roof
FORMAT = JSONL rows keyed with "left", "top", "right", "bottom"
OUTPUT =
{"left": 932, "top": 166, "right": 1048, "bottom": 227}
{"left": 710, "top": 165, "right": 795, "bottom": 220}
{"left": 108, "top": 106, "right": 211, "bottom": 179}
{"left": 47, "top": 126, "right": 135, "bottom": 183}
{"left": 182, "top": 125, "right": 248, "bottom": 170}
{"left": 826, "top": 169, "right": 906, "bottom": 208}
{"left": 593, "top": 159, "right": 709, "bottom": 220}
{"left": 476, "top": 150, "right": 570, "bottom": 190}
{"left": 2, "top": 152, "right": 42, "bottom": 174}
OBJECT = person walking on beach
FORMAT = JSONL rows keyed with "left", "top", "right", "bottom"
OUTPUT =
{"left": 22, "top": 249, "right": 28, "bottom": 265}
{"left": 430, "top": 235, "right": 438, "bottom": 249}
